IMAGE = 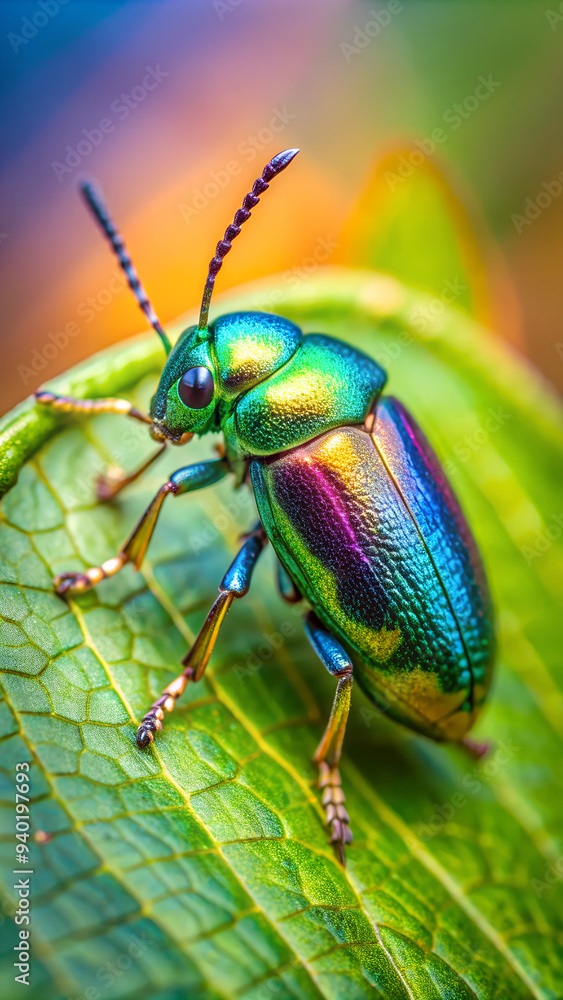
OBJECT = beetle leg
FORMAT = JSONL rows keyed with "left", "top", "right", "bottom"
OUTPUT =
{"left": 96, "top": 443, "right": 167, "bottom": 501}
{"left": 136, "top": 524, "right": 268, "bottom": 748}
{"left": 35, "top": 392, "right": 172, "bottom": 500}
{"left": 276, "top": 560, "right": 302, "bottom": 604}
{"left": 304, "top": 611, "right": 354, "bottom": 865}
{"left": 53, "top": 458, "right": 229, "bottom": 596}
{"left": 35, "top": 389, "right": 153, "bottom": 425}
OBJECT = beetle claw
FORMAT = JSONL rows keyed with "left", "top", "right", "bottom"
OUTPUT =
{"left": 136, "top": 726, "right": 153, "bottom": 749}
{"left": 54, "top": 572, "right": 93, "bottom": 596}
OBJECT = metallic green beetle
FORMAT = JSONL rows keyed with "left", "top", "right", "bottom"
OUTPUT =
{"left": 36, "top": 149, "right": 495, "bottom": 863}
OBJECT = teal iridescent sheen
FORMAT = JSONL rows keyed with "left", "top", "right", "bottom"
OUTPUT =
{"left": 251, "top": 405, "right": 494, "bottom": 740}
{"left": 233, "top": 334, "right": 386, "bottom": 455}
{"left": 150, "top": 312, "right": 386, "bottom": 451}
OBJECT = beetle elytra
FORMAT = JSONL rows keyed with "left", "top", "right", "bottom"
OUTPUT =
{"left": 35, "top": 149, "right": 495, "bottom": 863}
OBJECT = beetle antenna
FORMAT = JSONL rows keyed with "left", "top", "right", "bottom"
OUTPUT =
{"left": 80, "top": 182, "right": 172, "bottom": 355}
{"left": 198, "top": 148, "right": 300, "bottom": 331}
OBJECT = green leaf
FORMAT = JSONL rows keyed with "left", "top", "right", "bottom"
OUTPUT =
{"left": 340, "top": 150, "right": 495, "bottom": 325}
{"left": 1, "top": 270, "right": 562, "bottom": 1000}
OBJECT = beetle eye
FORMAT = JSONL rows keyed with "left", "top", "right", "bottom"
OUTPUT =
{"left": 177, "top": 367, "right": 214, "bottom": 409}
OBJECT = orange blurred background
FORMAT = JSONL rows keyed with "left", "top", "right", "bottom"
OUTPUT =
{"left": 1, "top": 0, "right": 562, "bottom": 414}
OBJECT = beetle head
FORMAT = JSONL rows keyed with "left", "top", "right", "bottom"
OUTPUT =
{"left": 149, "top": 311, "right": 303, "bottom": 443}
{"left": 149, "top": 325, "right": 215, "bottom": 443}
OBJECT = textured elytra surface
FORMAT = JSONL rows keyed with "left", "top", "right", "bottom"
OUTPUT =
{"left": 0, "top": 272, "right": 562, "bottom": 1000}
{"left": 251, "top": 411, "right": 491, "bottom": 739}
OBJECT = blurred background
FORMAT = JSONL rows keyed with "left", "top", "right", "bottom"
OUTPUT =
{"left": 1, "top": 0, "right": 562, "bottom": 415}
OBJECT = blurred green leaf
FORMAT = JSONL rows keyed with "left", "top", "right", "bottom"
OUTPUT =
{"left": 340, "top": 150, "right": 497, "bottom": 327}
{"left": 1, "top": 270, "right": 562, "bottom": 1000}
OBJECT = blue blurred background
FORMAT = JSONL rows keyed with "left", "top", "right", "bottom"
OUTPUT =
{"left": 1, "top": 0, "right": 562, "bottom": 413}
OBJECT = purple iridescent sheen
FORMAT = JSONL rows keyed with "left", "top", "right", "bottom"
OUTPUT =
{"left": 251, "top": 398, "right": 494, "bottom": 741}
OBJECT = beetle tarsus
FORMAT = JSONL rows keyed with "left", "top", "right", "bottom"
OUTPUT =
{"left": 34, "top": 388, "right": 152, "bottom": 423}
{"left": 54, "top": 571, "right": 95, "bottom": 596}
{"left": 135, "top": 725, "right": 153, "bottom": 749}
{"left": 136, "top": 693, "right": 177, "bottom": 749}
{"left": 54, "top": 555, "right": 126, "bottom": 596}
{"left": 319, "top": 762, "right": 353, "bottom": 865}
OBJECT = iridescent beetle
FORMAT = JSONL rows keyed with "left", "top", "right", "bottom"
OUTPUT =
{"left": 36, "top": 149, "right": 494, "bottom": 863}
